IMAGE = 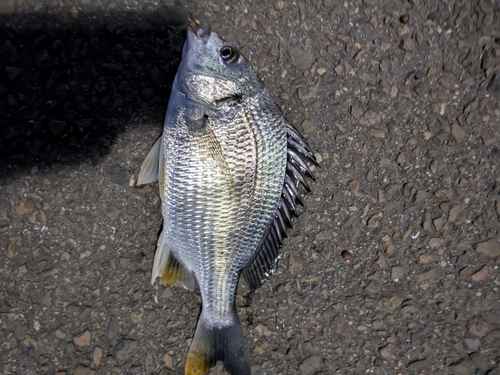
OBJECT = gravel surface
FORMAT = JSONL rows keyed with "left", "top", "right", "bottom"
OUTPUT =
{"left": 1, "top": 1, "right": 500, "bottom": 374}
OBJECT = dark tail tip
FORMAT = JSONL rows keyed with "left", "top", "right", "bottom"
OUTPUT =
{"left": 185, "top": 312, "right": 250, "bottom": 375}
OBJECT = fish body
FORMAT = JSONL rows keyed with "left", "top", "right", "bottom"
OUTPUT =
{"left": 138, "top": 21, "right": 317, "bottom": 375}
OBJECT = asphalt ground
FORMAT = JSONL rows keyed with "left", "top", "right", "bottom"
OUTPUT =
{"left": 1, "top": 0, "right": 499, "bottom": 374}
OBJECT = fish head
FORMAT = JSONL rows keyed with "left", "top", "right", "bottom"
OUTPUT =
{"left": 177, "top": 21, "right": 264, "bottom": 108}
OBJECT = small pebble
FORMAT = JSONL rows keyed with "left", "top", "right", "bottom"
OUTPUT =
{"left": 115, "top": 339, "right": 138, "bottom": 361}
{"left": 391, "top": 266, "right": 405, "bottom": 280}
{"left": 476, "top": 237, "right": 500, "bottom": 257}
{"left": 163, "top": 353, "right": 173, "bottom": 368}
{"left": 414, "top": 70, "right": 426, "bottom": 80}
{"left": 93, "top": 347, "right": 103, "bottom": 366}
{"left": 299, "top": 355, "right": 323, "bottom": 375}
{"left": 74, "top": 330, "right": 91, "bottom": 347}
{"left": 316, "top": 67, "right": 327, "bottom": 75}
{"left": 467, "top": 318, "right": 489, "bottom": 337}
{"left": 399, "top": 14, "right": 410, "bottom": 24}
{"left": 301, "top": 119, "right": 317, "bottom": 134}
{"left": 463, "top": 77, "right": 475, "bottom": 86}
{"left": 341, "top": 250, "right": 352, "bottom": 260}
{"left": 471, "top": 265, "right": 488, "bottom": 281}
{"left": 289, "top": 46, "right": 314, "bottom": 70}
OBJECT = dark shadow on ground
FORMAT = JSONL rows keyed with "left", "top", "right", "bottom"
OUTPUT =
{"left": 0, "top": 5, "right": 187, "bottom": 180}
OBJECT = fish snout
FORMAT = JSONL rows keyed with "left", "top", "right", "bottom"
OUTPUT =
{"left": 187, "top": 19, "right": 211, "bottom": 41}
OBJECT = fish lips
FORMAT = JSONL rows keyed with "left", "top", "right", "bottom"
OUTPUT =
{"left": 187, "top": 20, "right": 211, "bottom": 40}
{"left": 185, "top": 20, "right": 211, "bottom": 52}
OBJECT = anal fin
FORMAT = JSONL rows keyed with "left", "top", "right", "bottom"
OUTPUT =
{"left": 151, "top": 229, "right": 195, "bottom": 291}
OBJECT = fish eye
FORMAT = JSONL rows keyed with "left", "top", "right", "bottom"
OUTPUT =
{"left": 220, "top": 46, "right": 238, "bottom": 64}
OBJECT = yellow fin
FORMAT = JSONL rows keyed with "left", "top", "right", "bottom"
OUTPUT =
{"left": 185, "top": 350, "right": 210, "bottom": 375}
{"left": 162, "top": 252, "right": 195, "bottom": 290}
{"left": 184, "top": 311, "right": 250, "bottom": 375}
{"left": 151, "top": 229, "right": 195, "bottom": 290}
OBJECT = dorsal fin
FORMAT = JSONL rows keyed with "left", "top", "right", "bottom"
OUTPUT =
{"left": 243, "top": 120, "right": 317, "bottom": 291}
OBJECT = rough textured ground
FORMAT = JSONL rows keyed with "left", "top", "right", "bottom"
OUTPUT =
{"left": 1, "top": 0, "right": 499, "bottom": 374}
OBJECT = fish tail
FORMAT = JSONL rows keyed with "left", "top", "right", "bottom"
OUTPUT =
{"left": 185, "top": 310, "right": 250, "bottom": 375}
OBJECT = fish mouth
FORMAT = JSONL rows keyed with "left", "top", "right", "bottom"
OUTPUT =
{"left": 182, "top": 20, "right": 211, "bottom": 62}
{"left": 187, "top": 19, "right": 200, "bottom": 33}
{"left": 187, "top": 19, "right": 211, "bottom": 42}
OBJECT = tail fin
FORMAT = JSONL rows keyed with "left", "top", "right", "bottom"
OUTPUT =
{"left": 185, "top": 310, "right": 250, "bottom": 375}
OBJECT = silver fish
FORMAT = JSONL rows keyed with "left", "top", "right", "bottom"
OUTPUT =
{"left": 137, "top": 20, "right": 317, "bottom": 375}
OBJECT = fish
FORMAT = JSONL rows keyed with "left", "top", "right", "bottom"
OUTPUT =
{"left": 137, "top": 20, "right": 318, "bottom": 375}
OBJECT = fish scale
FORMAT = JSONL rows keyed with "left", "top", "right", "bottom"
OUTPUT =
{"left": 197, "top": 102, "right": 285, "bottom": 322}
{"left": 165, "top": 91, "right": 286, "bottom": 322}
{"left": 137, "top": 21, "right": 317, "bottom": 375}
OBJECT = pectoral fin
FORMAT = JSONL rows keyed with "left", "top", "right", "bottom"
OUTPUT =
{"left": 137, "top": 135, "right": 166, "bottom": 201}
{"left": 185, "top": 115, "right": 232, "bottom": 180}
